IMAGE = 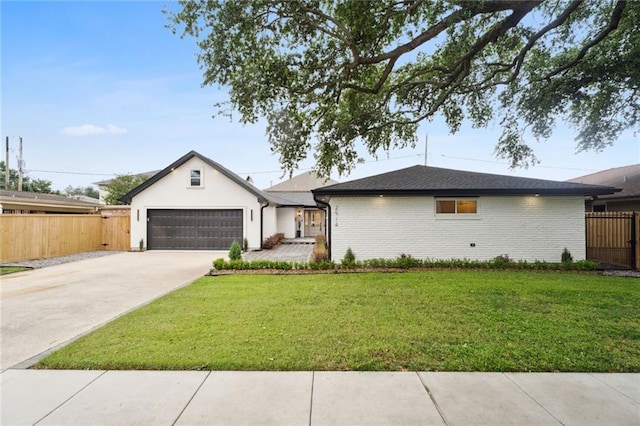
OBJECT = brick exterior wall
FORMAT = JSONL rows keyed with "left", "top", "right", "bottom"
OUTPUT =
{"left": 329, "top": 195, "right": 586, "bottom": 262}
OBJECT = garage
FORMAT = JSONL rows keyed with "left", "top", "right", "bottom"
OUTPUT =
{"left": 147, "top": 209, "right": 243, "bottom": 250}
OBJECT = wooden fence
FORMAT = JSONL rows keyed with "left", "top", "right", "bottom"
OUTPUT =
{"left": 0, "top": 214, "right": 130, "bottom": 263}
{"left": 585, "top": 211, "right": 639, "bottom": 270}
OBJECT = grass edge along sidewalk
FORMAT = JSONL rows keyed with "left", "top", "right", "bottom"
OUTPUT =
{"left": 37, "top": 270, "right": 640, "bottom": 372}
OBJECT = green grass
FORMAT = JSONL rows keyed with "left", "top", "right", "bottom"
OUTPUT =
{"left": 0, "top": 266, "right": 29, "bottom": 275}
{"left": 37, "top": 271, "right": 640, "bottom": 372}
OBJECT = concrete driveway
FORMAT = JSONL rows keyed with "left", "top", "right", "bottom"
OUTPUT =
{"left": 0, "top": 251, "right": 220, "bottom": 370}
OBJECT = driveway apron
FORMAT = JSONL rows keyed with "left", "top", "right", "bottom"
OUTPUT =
{"left": 0, "top": 251, "right": 218, "bottom": 370}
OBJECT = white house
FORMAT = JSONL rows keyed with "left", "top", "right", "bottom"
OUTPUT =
{"left": 121, "top": 151, "right": 279, "bottom": 251}
{"left": 120, "top": 151, "right": 334, "bottom": 251}
{"left": 312, "top": 165, "right": 618, "bottom": 262}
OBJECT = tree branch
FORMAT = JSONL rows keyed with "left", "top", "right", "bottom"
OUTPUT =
{"left": 543, "top": 0, "right": 627, "bottom": 80}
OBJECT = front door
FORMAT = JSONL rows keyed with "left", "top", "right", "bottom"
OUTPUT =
{"left": 304, "top": 210, "right": 324, "bottom": 238}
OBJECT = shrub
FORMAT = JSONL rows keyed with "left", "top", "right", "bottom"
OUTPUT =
{"left": 243, "top": 237, "right": 249, "bottom": 252}
{"left": 561, "top": 248, "right": 573, "bottom": 263}
{"left": 228, "top": 241, "right": 242, "bottom": 260}
{"left": 262, "top": 233, "right": 285, "bottom": 249}
{"left": 396, "top": 253, "right": 422, "bottom": 269}
{"left": 311, "top": 234, "right": 329, "bottom": 262}
{"left": 213, "top": 258, "right": 225, "bottom": 270}
{"left": 491, "top": 254, "right": 512, "bottom": 268}
{"left": 342, "top": 247, "right": 356, "bottom": 266}
{"left": 309, "top": 260, "right": 336, "bottom": 270}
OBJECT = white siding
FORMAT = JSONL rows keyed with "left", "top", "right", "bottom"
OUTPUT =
{"left": 329, "top": 195, "right": 586, "bottom": 262}
{"left": 129, "top": 157, "right": 266, "bottom": 250}
{"left": 262, "top": 205, "right": 279, "bottom": 243}
{"left": 276, "top": 208, "right": 296, "bottom": 238}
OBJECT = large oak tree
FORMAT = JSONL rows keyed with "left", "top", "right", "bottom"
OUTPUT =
{"left": 168, "top": 0, "right": 639, "bottom": 176}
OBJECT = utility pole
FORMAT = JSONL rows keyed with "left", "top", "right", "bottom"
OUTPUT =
{"left": 18, "top": 137, "right": 24, "bottom": 191}
{"left": 4, "top": 136, "right": 9, "bottom": 189}
{"left": 423, "top": 133, "right": 428, "bottom": 166}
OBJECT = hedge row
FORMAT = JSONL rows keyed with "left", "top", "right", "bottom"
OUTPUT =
{"left": 212, "top": 254, "right": 598, "bottom": 272}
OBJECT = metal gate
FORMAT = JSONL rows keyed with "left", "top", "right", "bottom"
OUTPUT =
{"left": 585, "top": 212, "right": 637, "bottom": 270}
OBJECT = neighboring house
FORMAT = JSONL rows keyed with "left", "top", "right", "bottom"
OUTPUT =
{"left": 94, "top": 170, "right": 160, "bottom": 203}
{"left": 264, "top": 171, "right": 338, "bottom": 238}
{"left": 312, "top": 165, "right": 618, "bottom": 262}
{"left": 567, "top": 164, "right": 640, "bottom": 212}
{"left": 0, "top": 189, "right": 101, "bottom": 214}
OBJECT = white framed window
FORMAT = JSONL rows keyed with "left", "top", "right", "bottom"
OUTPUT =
{"left": 189, "top": 169, "right": 203, "bottom": 187}
{"left": 435, "top": 198, "right": 478, "bottom": 215}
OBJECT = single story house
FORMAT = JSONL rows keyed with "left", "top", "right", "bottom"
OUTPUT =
{"left": 0, "top": 189, "right": 102, "bottom": 214}
{"left": 312, "top": 165, "right": 619, "bottom": 262}
{"left": 567, "top": 164, "right": 640, "bottom": 212}
{"left": 120, "top": 151, "right": 334, "bottom": 251}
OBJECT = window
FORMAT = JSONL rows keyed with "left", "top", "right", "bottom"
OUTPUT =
{"left": 190, "top": 169, "right": 202, "bottom": 187}
{"left": 436, "top": 198, "right": 477, "bottom": 214}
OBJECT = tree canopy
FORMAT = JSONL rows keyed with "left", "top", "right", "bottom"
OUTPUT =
{"left": 0, "top": 161, "right": 54, "bottom": 193}
{"left": 63, "top": 185, "right": 100, "bottom": 199}
{"left": 104, "top": 174, "right": 149, "bottom": 205}
{"left": 168, "top": 0, "right": 639, "bottom": 177}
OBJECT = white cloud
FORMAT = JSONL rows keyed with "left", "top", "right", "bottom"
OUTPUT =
{"left": 62, "top": 123, "right": 128, "bottom": 136}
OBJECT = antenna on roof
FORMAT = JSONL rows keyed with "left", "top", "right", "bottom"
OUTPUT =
{"left": 424, "top": 133, "right": 428, "bottom": 166}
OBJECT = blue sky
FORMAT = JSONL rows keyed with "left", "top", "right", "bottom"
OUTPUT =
{"left": 1, "top": 1, "right": 638, "bottom": 192}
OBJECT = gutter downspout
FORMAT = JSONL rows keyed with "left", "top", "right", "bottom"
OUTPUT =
{"left": 260, "top": 200, "right": 269, "bottom": 249}
{"left": 313, "top": 195, "right": 331, "bottom": 260}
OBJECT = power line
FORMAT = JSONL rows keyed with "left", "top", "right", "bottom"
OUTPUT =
{"left": 24, "top": 151, "right": 598, "bottom": 180}
{"left": 439, "top": 155, "right": 599, "bottom": 172}
{"left": 25, "top": 169, "right": 116, "bottom": 177}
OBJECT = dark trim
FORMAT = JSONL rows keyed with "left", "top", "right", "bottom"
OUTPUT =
{"left": 120, "top": 150, "right": 270, "bottom": 204}
{"left": 260, "top": 201, "right": 269, "bottom": 249}
{"left": 313, "top": 195, "right": 331, "bottom": 261}
{"left": 312, "top": 187, "right": 617, "bottom": 197}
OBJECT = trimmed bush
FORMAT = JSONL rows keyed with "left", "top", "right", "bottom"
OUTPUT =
{"left": 342, "top": 247, "right": 356, "bottom": 266}
{"left": 228, "top": 241, "right": 242, "bottom": 260}
{"left": 561, "top": 248, "right": 573, "bottom": 263}
{"left": 211, "top": 255, "right": 599, "bottom": 272}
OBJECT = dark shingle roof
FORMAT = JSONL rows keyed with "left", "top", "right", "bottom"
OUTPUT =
{"left": 567, "top": 164, "right": 640, "bottom": 199}
{"left": 265, "top": 191, "right": 318, "bottom": 207}
{"left": 313, "top": 165, "right": 619, "bottom": 197}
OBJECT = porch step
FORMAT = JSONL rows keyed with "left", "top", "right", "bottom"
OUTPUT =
{"left": 282, "top": 238, "right": 316, "bottom": 245}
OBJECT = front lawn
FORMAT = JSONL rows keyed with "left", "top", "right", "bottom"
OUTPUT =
{"left": 37, "top": 271, "right": 640, "bottom": 371}
{"left": 0, "top": 266, "right": 29, "bottom": 275}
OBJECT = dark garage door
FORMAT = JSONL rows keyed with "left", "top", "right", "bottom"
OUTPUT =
{"left": 147, "top": 209, "right": 243, "bottom": 250}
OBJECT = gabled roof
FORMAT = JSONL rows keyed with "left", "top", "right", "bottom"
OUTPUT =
{"left": 313, "top": 165, "right": 619, "bottom": 197}
{"left": 567, "top": 164, "right": 640, "bottom": 199}
{"left": 264, "top": 171, "right": 338, "bottom": 192}
{"left": 120, "top": 151, "right": 272, "bottom": 204}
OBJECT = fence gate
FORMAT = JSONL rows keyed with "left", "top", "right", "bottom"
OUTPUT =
{"left": 585, "top": 212, "right": 637, "bottom": 270}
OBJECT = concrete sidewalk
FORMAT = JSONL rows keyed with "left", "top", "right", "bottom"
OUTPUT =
{"left": 1, "top": 370, "right": 638, "bottom": 425}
